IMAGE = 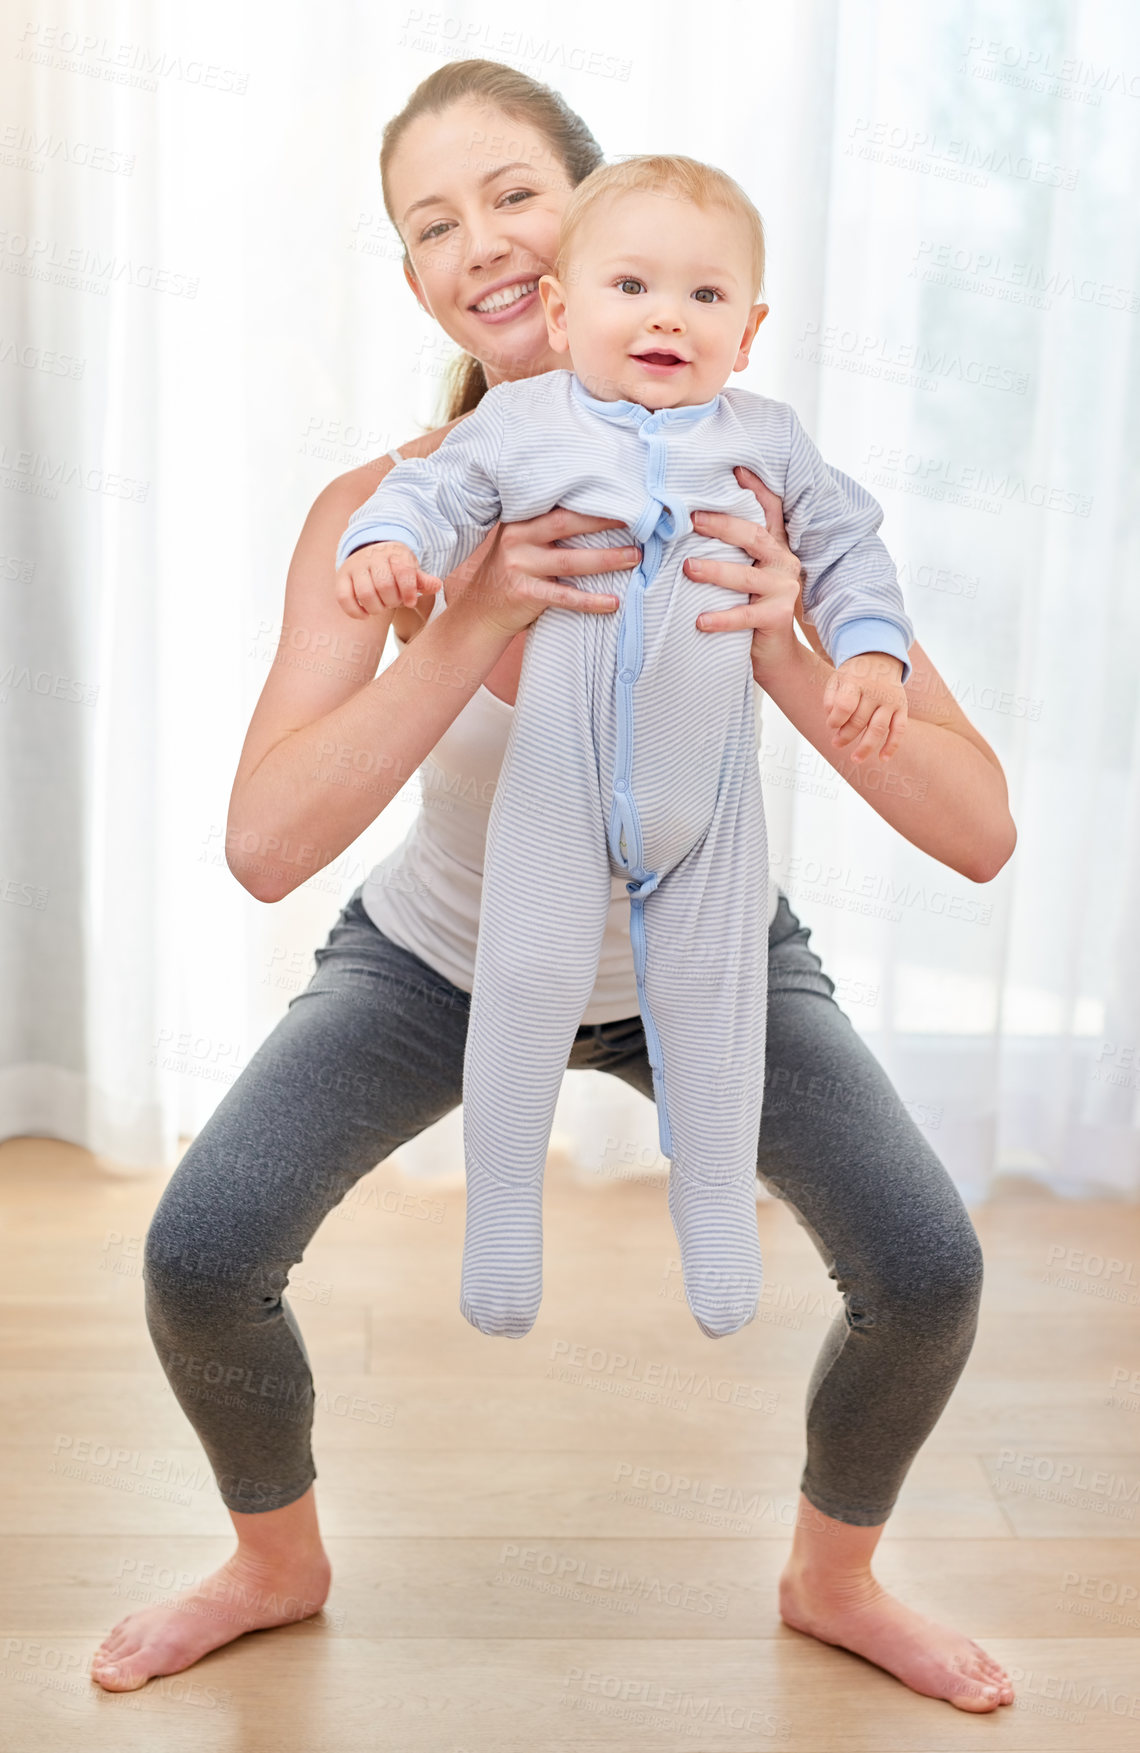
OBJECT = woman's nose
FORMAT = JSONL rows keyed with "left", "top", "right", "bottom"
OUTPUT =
{"left": 465, "top": 230, "right": 511, "bottom": 275}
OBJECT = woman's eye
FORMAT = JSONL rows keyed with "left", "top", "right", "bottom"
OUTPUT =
{"left": 618, "top": 278, "right": 645, "bottom": 295}
{"left": 693, "top": 288, "right": 721, "bottom": 303}
{"left": 418, "top": 187, "right": 532, "bottom": 244}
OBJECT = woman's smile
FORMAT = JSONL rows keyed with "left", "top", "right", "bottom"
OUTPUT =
{"left": 469, "top": 275, "right": 541, "bottom": 322}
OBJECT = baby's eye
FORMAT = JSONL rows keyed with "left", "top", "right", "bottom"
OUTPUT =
{"left": 692, "top": 287, "right": 721, "bottom": 303}
{"left": 618, "top": 277, "right": 645, "bottom": 295}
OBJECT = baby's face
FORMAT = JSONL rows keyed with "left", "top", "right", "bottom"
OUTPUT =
{"left": 540, "top": 190, "right": 767, "bottom": 409}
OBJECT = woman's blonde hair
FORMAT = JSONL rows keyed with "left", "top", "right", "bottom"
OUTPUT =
{"left": 555, "top": 155, "right": 766, "bottom": 296}
{"left": 379, "top": 59, "right": 603, "bottom": 421}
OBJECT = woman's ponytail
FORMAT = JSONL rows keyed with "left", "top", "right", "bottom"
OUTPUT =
{"left": 443, "top": 352, "right": 489, "bottom": 422}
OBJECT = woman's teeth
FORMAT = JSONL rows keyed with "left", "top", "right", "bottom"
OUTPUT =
{"left": 473, "top": 280, "right": 537, "bottom": 313}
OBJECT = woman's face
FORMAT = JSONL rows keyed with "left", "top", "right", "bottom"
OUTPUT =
{"left": 388, "top": 99, "right": 575, "bottom": 384}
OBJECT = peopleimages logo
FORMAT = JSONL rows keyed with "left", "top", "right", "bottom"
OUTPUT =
{"left": 561, "top": 1668, "right": 790, "bottom": 1737}
{"left": 495, "top": 1543, "right": 730, "bottom": 1618}
{"left": 775, "top": 857, "right": 993, "bottom": 926}
{"left": 845, "top": 117, "right": 1078, "bottom": 189}
{"left": 0, "top": 230, "right": 198, "bottom": 299}
{"left": 794, "top": 320, "right": 1028, "bottom": 394}
{"left": 15, "top": 23, "right": 250, "bottom": 95}
{"left": 993, "top": 1449, "right": 1139, "bottom": 1520}
{"left": 863, "top": 443, "right": 1092, "bottom": 517}
{"left": 960, "top": 36, "right": 1140, "bottom": 104}
{"left": 547, "top": 1340, "right": 776, "bottom": 1411}
{"left": 910, "top": 240, "right": 1140, "bottom": 313}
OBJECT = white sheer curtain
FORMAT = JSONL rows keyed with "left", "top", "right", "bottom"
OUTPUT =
{"left": 2, "top": 0, "right": 1137, "bottom": 1197}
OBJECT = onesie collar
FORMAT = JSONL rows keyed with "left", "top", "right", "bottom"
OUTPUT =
{"left": 570, "top": 371, "right": 722, "bottom": 432}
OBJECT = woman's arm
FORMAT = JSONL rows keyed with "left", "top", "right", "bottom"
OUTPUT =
{"left": 225, "top": 439, "right": 633, "bottom": 903}
{"left": 686, "top": 471, "right": 1016, "bottom": 885}
{"left": 755, "top": 633, "right": 1015, "bottom": 882}
{"left": 226, "top": 461, "right": 501, "bottom": 903}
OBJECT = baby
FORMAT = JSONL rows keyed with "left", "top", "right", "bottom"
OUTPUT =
{"left": 335, "top": 156, "right": 912, "bottom": 1341}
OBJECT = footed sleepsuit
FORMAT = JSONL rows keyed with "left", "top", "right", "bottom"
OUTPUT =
{"left": 337, "top": 370, "right": 913, "bottom": 1339}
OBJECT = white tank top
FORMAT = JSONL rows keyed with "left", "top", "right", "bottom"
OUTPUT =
{"left": 360, "top": 570, "right": 779, "bottom": 1026}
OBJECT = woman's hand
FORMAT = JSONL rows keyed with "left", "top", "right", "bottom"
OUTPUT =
{"left": 684, "top": 466, "right": 803, "bottom": 681}
{"left": 451, "top": 509, "right": 642, "bottom": 638}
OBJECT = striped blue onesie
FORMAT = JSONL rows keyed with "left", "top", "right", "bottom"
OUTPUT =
{"left": 338, "top": 370, "right": 913, "bottom": 1339}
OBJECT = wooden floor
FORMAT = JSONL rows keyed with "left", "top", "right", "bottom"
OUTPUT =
{"left": 0, "top": 1135, "right": 1138, "bottom": 1750}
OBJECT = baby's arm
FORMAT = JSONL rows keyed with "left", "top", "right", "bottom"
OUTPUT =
{"left": 334, "top": 388, "right": 508, "bottom": 620}
{"left": 772, "top": 409, "right": 913, "bottom": 758}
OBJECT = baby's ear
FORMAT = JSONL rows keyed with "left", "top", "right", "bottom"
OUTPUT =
{"left": 733, "top": 302, "right": 769, "bottom": 373}
{"left": 539, "top": 275, "right": 571, "bottom": 353}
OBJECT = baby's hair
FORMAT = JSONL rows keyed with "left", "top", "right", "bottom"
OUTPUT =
{"left": 555, "top": 154, "right": 766, "bottom": 298}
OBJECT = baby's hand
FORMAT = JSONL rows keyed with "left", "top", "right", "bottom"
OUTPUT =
{"left": 823, "top": 652, "right": 908, "bottom": 762}
{"left": 335, "top": 541, "right": 443, "bottom": 621}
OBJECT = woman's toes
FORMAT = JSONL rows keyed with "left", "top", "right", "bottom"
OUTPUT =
{"left": 92, "top": 1635, "right": 142, "bottom": 1675}
{"left": 949, "top": 1662, "right": 996, "bottom": 1705}
{"left": 91, "top": 1656, "right": 147, "bottom": 1692}
{"left": 100, "top": 1633, "right": 137, "bottom": 1661}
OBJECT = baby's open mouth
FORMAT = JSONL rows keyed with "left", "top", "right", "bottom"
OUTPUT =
{"left": 634, "top": 351, "right": 687, "bottom": 367}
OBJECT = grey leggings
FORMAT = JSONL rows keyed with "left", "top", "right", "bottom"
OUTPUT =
{"left": 144, "top": 888, "right": 983, "bottom": 1526}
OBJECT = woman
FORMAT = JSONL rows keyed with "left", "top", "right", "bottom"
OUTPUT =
{"left": 92, "top": 60, "right": 1017, "bottom": 1712}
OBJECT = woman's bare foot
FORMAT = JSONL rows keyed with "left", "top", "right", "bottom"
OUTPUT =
{"left": 90, "top": 1488, "right": 331, "bottom": 1692}
{"left": 778, "top": 1494, "right": 1014, "bottom": 1713}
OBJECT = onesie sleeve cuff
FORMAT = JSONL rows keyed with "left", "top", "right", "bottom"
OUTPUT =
{"left": 335, "top": 522, "right": 423, "bottom": 570}
{"left": 830, "top": 617, "right": 913, "bottom": 685}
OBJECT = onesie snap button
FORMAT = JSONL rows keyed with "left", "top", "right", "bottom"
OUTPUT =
{"left": 619, "top": 668, "right": 634, "bottom": 683}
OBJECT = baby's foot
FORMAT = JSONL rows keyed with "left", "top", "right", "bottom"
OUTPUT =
{"left": 668, "top": 1163, "right": 761, "bottom": 1336}
{"left": 460, "top": 1157, "right": 544, "bottom": 1337}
